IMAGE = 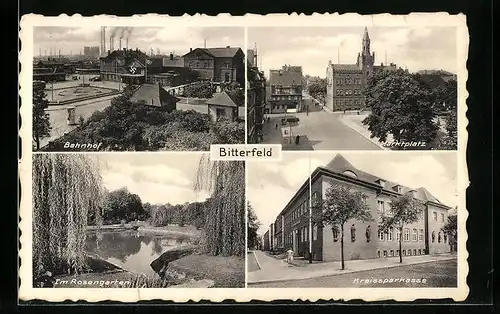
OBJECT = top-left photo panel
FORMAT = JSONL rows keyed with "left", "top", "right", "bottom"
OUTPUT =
{"left": 29, "top": 25, "right": 245, "bottom": 152}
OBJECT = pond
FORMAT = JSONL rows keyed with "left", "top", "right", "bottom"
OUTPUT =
{"left": 85, "top": 230, "right": 191, "bottom": 276}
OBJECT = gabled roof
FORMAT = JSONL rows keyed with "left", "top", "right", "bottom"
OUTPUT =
{"left": 130, "top": 83, "right": 162, "bottom": 107}
{"left": 206, "top": 91, "right": 237, "bottom": 107}
{"left": 163, "top": 56, "right": 184, "bottom": 67}
{"left": 183, "top": 47, "right": 242, "bottom": 59}
{"left": 269, "top": 69, "right": 302, "bottom": 87}
{"left": 322, "top": 154, "right": 449, "bottom": 207}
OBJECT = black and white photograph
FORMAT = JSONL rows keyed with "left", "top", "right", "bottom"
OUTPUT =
{"left": 247, "top": 152, "right": 458, "bottom": 287}
{"left": 246, "top": 27, "right": 458, "bottom": 150}
{"left": 32, "top": 26, "right": 245, "bottom": 152}
{"left": 32, "top": 153, "right": 245, "bottom": 288}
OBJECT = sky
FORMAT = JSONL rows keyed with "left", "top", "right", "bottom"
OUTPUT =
{"left": 33, "top": 26, "right": 244, "bottom": 57}
{"left": 248, "top": 26, "right": 458, "bottom": 78}
{"left": 97, "top": 153, "right": 210, "bottom": 205}
{"left": 247, "top": 152, "right": 458, "bottom": 235}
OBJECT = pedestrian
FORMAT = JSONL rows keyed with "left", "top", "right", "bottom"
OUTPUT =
{"left": 295, "top": 135, "right": 300, "bottom": 145}
{"left": 286, "top": 248, "right": 294, "bottom": 264}
{"left": 275, "top": 123, "right": 278, "bottom": 130}
{"left": 267, "top": 116, "right": 270, "bottom": 123}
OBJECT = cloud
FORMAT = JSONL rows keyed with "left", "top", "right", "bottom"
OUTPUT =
{"left": 98, "top": 154, "right": 209, "bottom": 205}
{"left": 249, "top": 26, "right": 457, "bottom": 78}
{"left": 33, "top": 26, "right": 244, "bottom": 57}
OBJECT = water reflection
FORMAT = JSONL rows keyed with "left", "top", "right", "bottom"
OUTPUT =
{"left": 86, "top": 230, "right": 190, "bottom": 275}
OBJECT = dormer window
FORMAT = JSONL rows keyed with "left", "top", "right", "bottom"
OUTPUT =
{"left": 342, "top": 170, "right": 357, "bottom": 178}
{"left": 376, "top": 179, "right": 386, "bottom": 188}
{"left": 408, "top": 189, "right": 417, "bottom": 198}
{"left": 393, "top": 185, "right": 402, "bottom": 193}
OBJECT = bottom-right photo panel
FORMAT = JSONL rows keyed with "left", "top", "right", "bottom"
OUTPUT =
{"left": 246, "top": 152, "right": 459, "bottom": 288}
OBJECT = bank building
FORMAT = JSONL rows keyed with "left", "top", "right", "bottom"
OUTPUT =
{"left": 262, "top": 154, "right": 453, "bottom": 262}
{"left": 325, "top": 27, "right": 398, "bottom": 112}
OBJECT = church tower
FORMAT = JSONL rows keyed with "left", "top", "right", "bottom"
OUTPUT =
{"left": 357, "top": 27, "right": 375, "bottom": 81}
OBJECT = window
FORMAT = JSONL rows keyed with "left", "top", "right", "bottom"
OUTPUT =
{"left": 388, "top": 227, "right": 393, "bottom": 241}
{"left": 350, "top": 224, "right": 356, "bottom": 242}
{"left": 441, "top": 213, "right": 445, "bottom": 222}
{"left": 396, "top": 250, "right": 400, "bottom": 256}
{"left": 431, "top": 231, "right": 436, "bottom": 243}
{"left": 403, "top": 250, "right": 406, "bottom": 256}
{"left": 419, "top": 229, "right": 424, "bottom": 241}
{"left": 336, "top": 89, "right": 341, "bottom": 96}
{"left": 312, "top": 192, "right": 317, "bottom": 204}
{"left": 377, "top": 250, "right": 381, "bottom": 258}
{"left": 332, "top": 228, "right": 339, "bottom": 242}
{"left": 224, "top": 73, "right": 230, "bottom": 82}
{"left": 383, "top": 250, "right": 387, "bottom": 257}
{"left": 313, "top": 225, "right": 318, "bottom": 240}
{"left": 408, "top": 250, "right": 412, "bottom": 256}
{"left": 444, "top": 233, "right": 448, "bottom": 243}
{"left": 215, "top": 108, "right": 226, "bottom": 120}
{"left": 378, "top": 230, "right": 385, "bottom": 241}
{"left": 390, "top": 250, "right": 394, "bottom": 256}
{"left": 413, "top": 249, "right": 417, "bottom": 255}
{"left": 396, "top": 228, "right": 401, "bottom": 241}
{"left": 336, "top": 79, "right": 341, "bottom": 85}
{"left": 412, "top": 228, "right": 418, "bottom": 241}
{"left": 418, "top": 249, "right": 421, "bottom": 255}
{"left": 438, "top": 232, "right": 442, "bottom": 243}
{"left": 365, "top": 225, "right": 371, "bottom": 242}
{"left": 433, "top": 212, "right": 437, "bottom": 221}
{"left": 377, "top": 200, "right": 385, "bottom": 214}
{"left": 404, "top": 228, "right": 410, "bottom": 242}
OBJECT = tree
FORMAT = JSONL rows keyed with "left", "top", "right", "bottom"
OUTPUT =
{"left": 307, "top": 78, "right": 327, "bottom": 102}
{"left": 183, "top": 81, "right": 214, "bottom": 98}
{"left": 33, "top": 81, "right": 51, "bottom": 150}
{"left": 362, "top": 69, "right": 439, "bottom": 145}
{"left": 195, "top": 155, "right": 245, "bottom": 256}
{"left": 222, "top": 82, "right": 245, "bottom": 107}
{"left": 212, "top": 118, "right": 245, "bottom": 144}
{"left": 101, "top": 187, "right": 144, "bottom": 224}
{"left": 442, "top": 211, "right": 457, "bottom": 252}
{"left": 314, "top": 184, "right": 373, "bottom": 270}
{"left": 33, "top": 154, "right": 103, "bottom": 278}
{"left": 379, "top": 193, "right": 425, "bottom": 263}
{"left": 247, "top": 202, "right": 260, "bottom": 249}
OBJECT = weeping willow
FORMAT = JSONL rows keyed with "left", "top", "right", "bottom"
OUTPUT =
{"left": 32, "top": 154, "right": 103, "bottom": 277}
{"left": 195, "top": 154, "right": 245, "bottom": 257}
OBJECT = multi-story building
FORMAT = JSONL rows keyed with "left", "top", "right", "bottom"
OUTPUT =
{"left": 100, "top": 48, "right": 163, "bottom": 85}
{"left": 265, "top": 154, "right": 452, "bottom": 261}
{"left": 263, "top": 230, "right": 270, "bottom": 251}
{"left": 182, "top": 46, "right": 245, "bottom": 87}
{"left": 268, "top": 65, "right": 303, "bottom": 113}
{"left": 247, "top": 49, "right": 265, "bottom": 144}
{"left": 326, "top": 27, "right": 397, "bottom": 112}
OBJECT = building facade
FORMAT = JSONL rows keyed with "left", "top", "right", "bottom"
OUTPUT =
{"left": 247, "top": 50, "right": 265, "bottom": 144}
{"left": 182, "top": 47, "right": 245, "bottom": 87}
{"left": 265, "top": 154, "right": 452, "bottom": 261}
{"left": 268, "top": 65, "right": 303, "bottom": 113}
{"left": 326, "top": 27, "right": 397, "bottom": 112}
{"left": 100, "top": 48, "right": 163, "bottom": 85}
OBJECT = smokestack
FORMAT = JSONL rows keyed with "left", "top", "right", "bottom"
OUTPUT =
{"left": 119, "top": 38, "right": 122, "bottom": 50}
{"left": 170, "top": 53, "right": 173, "bottom": 60}
{"left": 190, "top": 48, "right": 192, "bottom": 52}
{"left": 126, "top": 37, "right": 129, "bottom": 49}
{"left": 110, "top": 36, "right": 113, "bottom": 52}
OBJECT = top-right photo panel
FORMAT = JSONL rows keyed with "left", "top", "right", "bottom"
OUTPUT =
{"left": 246, "top": 26, "right": 459, "bottom": 151}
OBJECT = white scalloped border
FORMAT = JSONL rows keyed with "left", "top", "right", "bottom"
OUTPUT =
{"left": 19, "top": 12, "right": 470, "bottom": 302}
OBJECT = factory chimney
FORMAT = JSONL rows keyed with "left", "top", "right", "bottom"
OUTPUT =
{"left": 119, "top": 38, "right": 122, "bottom": 50}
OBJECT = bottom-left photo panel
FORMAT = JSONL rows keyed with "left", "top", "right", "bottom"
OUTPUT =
{"left": 31, "top": 153, "right": 246, "bottom": 288}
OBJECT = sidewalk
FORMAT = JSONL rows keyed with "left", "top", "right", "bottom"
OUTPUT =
{"left": 328, "top": 111, "right": 389, "bottom": 151}
{"left": 248, "top": 250, "right": 457, "bottom": 284}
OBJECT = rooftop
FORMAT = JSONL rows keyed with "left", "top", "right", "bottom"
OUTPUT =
{"left": 183, "top": 47, "right": 243, "bottom": 59}
{"left": 206, "top": 91, "right": 237, "bottom": 107}
{"left": 322, "top": 154, "right": 446, "bottom": 205}
{"left": 269, "top": 68, "right": 302, "bottom": 87}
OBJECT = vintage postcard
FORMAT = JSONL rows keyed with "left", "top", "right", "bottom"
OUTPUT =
{"left": 19, "top": 13, "right": 469, "bottom": 302}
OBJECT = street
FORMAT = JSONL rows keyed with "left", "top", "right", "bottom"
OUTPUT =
{"left": 249, "top": 259, "right": 457, "bottom": 288}
{"left": 260, "top": 91, "right": 381, "bottom": 150}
